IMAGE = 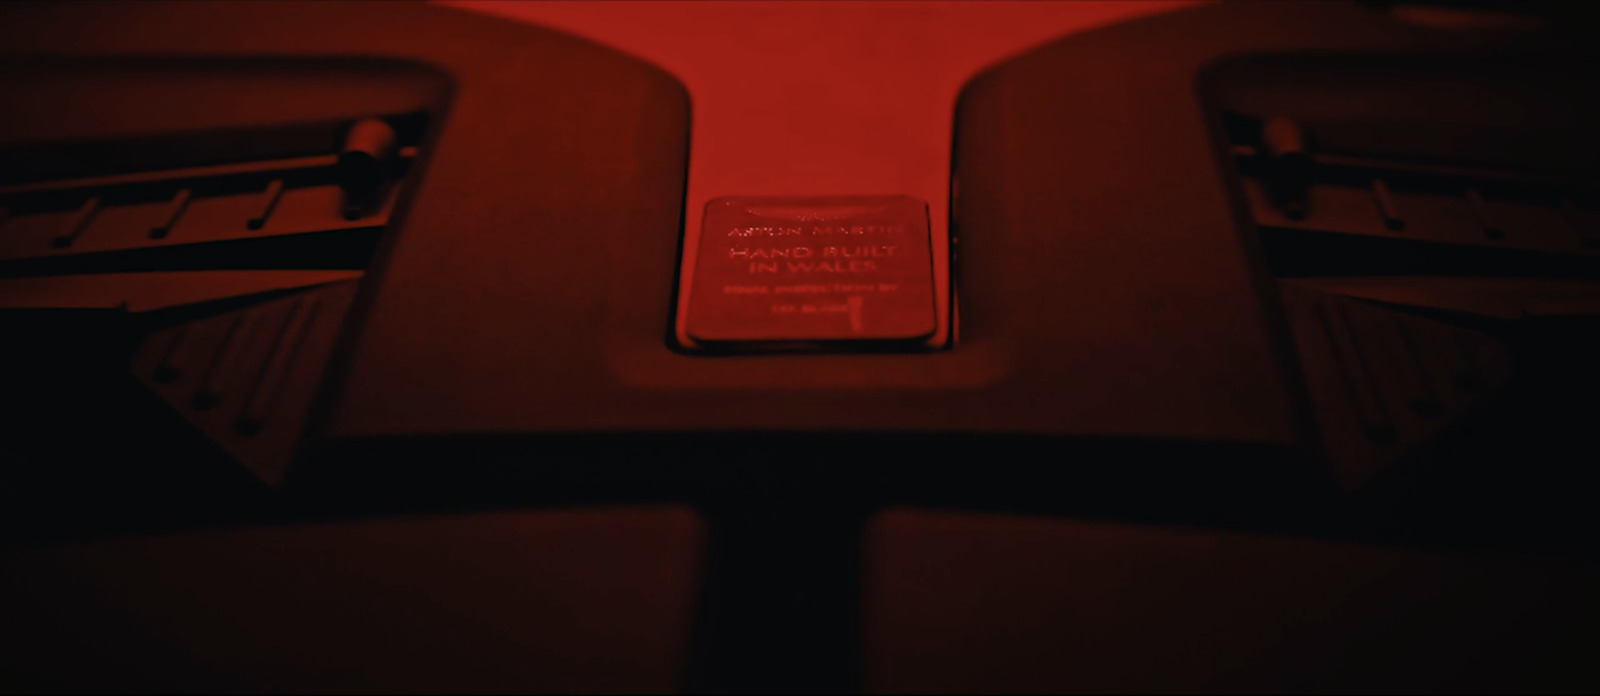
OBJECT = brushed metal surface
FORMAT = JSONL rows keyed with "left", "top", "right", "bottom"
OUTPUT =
{"left": 685, "top": 195, "right": 935, "bottom": 345}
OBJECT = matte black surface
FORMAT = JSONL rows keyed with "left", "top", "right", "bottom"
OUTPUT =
{"left": 867, "top": 509, "right": 1600, "bottom": 693}
{"left": 0, "top": 508, "right": 705, "bottom": 693}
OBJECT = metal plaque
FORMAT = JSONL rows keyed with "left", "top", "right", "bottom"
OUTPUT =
{"left": 683, "top": 196, "right": 937, "bottom": 345}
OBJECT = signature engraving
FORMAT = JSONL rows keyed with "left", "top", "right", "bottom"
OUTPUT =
{"left": 724, "top": 283, "right": 901, "bottom": 295}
